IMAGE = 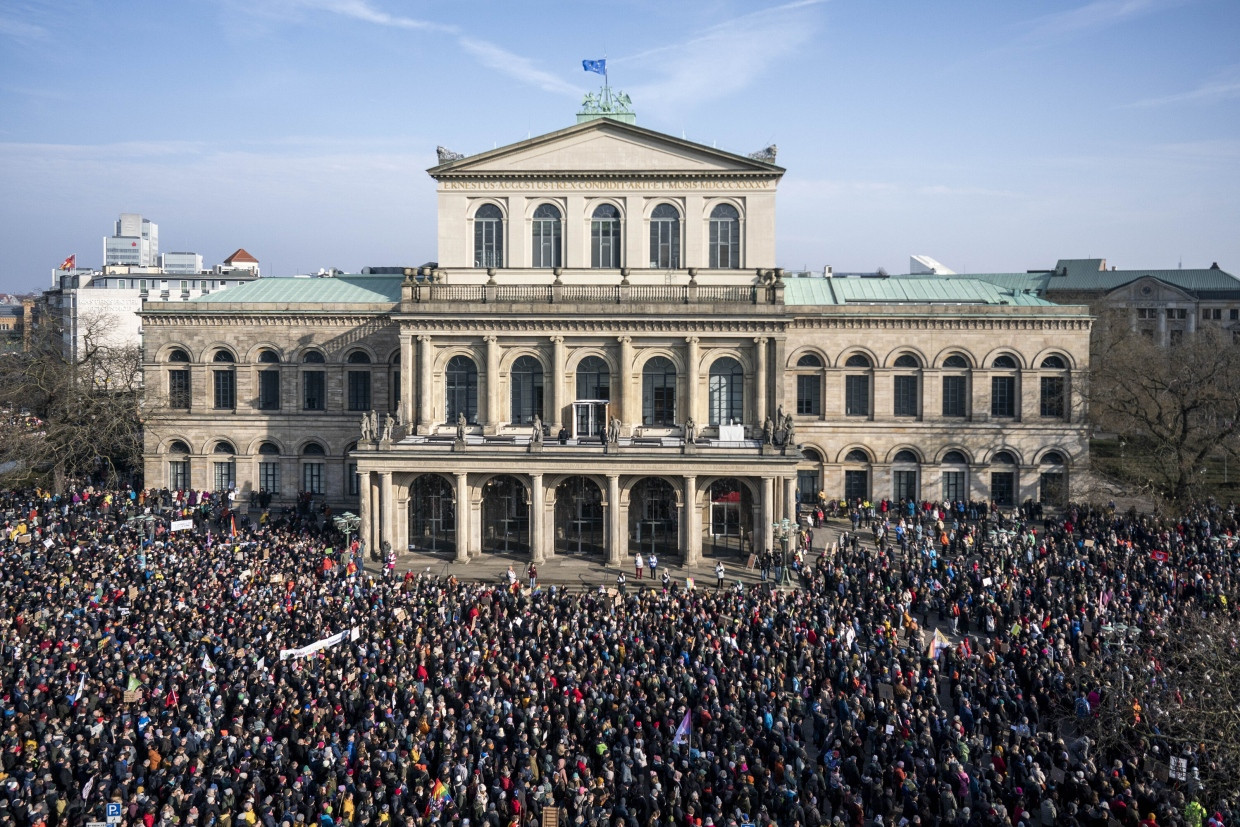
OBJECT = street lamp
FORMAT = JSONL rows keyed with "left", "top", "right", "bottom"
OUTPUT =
{"left": 333, "top": 511, "right": 362, "bottom": 553}
{"left": 771, "top": 517, "right": 797, "bottom": 590}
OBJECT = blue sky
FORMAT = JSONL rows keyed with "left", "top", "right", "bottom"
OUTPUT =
{"left": 1, "top": 0, "right": 1238, "bottom": 292}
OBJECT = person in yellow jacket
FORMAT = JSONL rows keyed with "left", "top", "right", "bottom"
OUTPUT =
{"left": 1185, "top": 799, "right": 1207, "bottom": 827}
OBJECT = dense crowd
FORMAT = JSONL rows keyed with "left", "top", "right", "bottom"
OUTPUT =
{"left": 0, "top": 486, "right": 1237, "bottom": 827}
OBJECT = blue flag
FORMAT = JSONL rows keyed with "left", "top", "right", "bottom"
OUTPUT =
{"left": 672, "top": 711, "right": 691, "bottom": 746}
{"left": 582, "top": 59, "right": 606, "bottom": 75}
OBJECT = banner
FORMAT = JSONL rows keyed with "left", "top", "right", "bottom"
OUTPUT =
{"left": 279, "top": 627, "right": 360, "bottom": 661}
{"left": 170, "top": 519, "right": 194, "bottom": 532}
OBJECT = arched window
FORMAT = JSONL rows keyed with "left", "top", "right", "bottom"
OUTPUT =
{"left": 892, "top": 354, "right": 920, "bottom": 417}
{"left": 641, "top": 356, "right": 676, "bottom": 427}
{"left": 1041, "top": 452, "right": 1065, "bottom": 465}
{"left": 844, "top": 354, "right": 872, "bottom": 417}
{"left": 257, "top": 349, "right": 279, "bottom": 363}
{"left": 798, "top": 448, "right": 823, "bottom": 504}
{"left": 257, "top": 350, "right": 281, "bottom": 410}
{"left": 990, "top": 356, "right": 1018, "bottom": 418}
{"left": 258, "top": 442, "right": 280, "bottom": 455}
{"left": 649, "top": 203, "right": 681, "bottom": 269}
{"left": 258, "top": 442, "right": 280, "bottom": 493}
{"left": 347, "top": 351, "right": 371, "bottom": 411}
{"left": 795, "top": 353, "right": 822, "bottom": 416}
{"left": 575, "top": 356, "right": 610, "bottom": 400}
{"left": 941, "top": 451, "right": 968, "bottom": 502}
{"left": 213, "top": 441, "right": 235, "bottom": 454}
{"left": 532, "top": 204, "right": 562, "bottom": 268}
{"left": 168, "top": 441, "right": 191, "bottom": 490}
{"left": 168, "top": 349, "right": 190, "bottom": 362}
{"left": 510, "top": 355, "right": 544, "bottom": 424}
{"left": 892, "top": 449, "right": 919, "bottom": 501}
{"left": 474, "top": 204, "right": 504, "bottom": 268}
{"left": 942, "top": 353, "right": 969, "bottom": 417}
{"left": 708, "top": 204, "right": 740, "bottom": 268}
{"left": 302, "top": 351, "right": 326, "bottom": 411}
{"left": 992, "top": 451, "right": 1017, "bottom": 465}
{"left": 302, "top": 443, "right": 326, "bottom": 494}
{"left": 708, "top": 357, "right": 744, "bottom": 426}
{"left": 212, "top": 441, "right": 236, "bottom": 491}
{"left": 990, "top": 452, "right": 1018, "bottom": 506}
{"left": 591, "top": 204, "right": 621, "bottom": 268}
{"left": 845, "top": 449, "right": 870, "bottom": 463}
{"left": 942, "top": 353, "right": 969, "bottom": 368}
{"left": 168, "top": 440, "right": 191, "bottom": 454}
{"left": 446, "top": 355, "right": 478, "bottom": 424}
{"left": 1040, "top": 355, "right": 1066, "bottom": 369}
{"left": 212, "top": 351, "right": 235, "bottom": 409}
{"left": 843, "top": 449, "right": 870, "bottom": 502}
{"left": 168, "top": 350, "right": 191, "bottom": 409}
{"left": 302, "top": 350, "right": 325, "bottom": 364}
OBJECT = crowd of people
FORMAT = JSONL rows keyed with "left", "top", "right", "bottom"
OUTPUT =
{"left": 0, "top": 485, "right": 1237, "bottom": 827}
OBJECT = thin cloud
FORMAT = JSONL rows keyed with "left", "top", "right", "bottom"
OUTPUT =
{"left": 0, "top": 15, "right": 47, "bottom": 40}
{"left": 1019, "top": 0, "right": 1180, "bottom": 44}
{"left": 249, "top": 0, "right": 580, "bottom": 97}
{"left": 1124, "top": 68, "right": 1240, "bottom": 108}
{"left": 618, "top": 0, "right": 825, "bottom": 116}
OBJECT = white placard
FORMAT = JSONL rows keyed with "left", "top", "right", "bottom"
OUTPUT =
{"left": 170, "top": 519, "right": 194, "bottom": 532}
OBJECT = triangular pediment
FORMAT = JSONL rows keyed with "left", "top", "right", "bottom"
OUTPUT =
{"left": 428, "top": 119, "right": 783, "bottom": 178}
{"left": 1109, "top": 276, "right": 1195, "bottom": 302}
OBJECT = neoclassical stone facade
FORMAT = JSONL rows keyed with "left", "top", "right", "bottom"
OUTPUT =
{"left": 141, "top": 116, "right": 1091, "bottom": 564}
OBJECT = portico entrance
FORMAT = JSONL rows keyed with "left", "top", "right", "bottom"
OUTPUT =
{"left": 408, "top": 474, "right": 456, "bottom": 556}
{"left": 629, "top": 477, "right": 679, "bottom": 559}
{"left": 481, "top": 474, "right": 529, "bottom": 554}
{"left": 554, "top": 476, "right": 605, "bottom": 555}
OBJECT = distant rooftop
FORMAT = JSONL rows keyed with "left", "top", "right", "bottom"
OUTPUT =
{"left": 898, "top": 257, "right": 1240, "bottom": 298}
{"left": 784, "top": 276, "right": 1054, "bottom": 307}
{"left": 190, "top": 274, "right": 401, "bottom": 305}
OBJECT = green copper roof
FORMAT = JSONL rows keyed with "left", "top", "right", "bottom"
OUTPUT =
{"left": 925, "top": 260, "right": 1240, "bottom": 298}
{"left": 783, "top": 277, "right": 1055, "bottom": 306}
{"left": 191, "top": 275, "right": 403, "bottom": 304}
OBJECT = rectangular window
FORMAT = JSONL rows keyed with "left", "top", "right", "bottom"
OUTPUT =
{"left": 844, "top": 470, "right": 868, "bottom": 502}
{"left": 893, "top": 470, "right": 918, "bottom": 501}
{"left": 117, "top": 279, "right": 126, "bottom": 289}
{"left": 893, "top": 375, "right": 918, "bottom": 417}
{"left": 1172, "top": 308, "right": 1187, "bottom": 320}
{"left": 139, "top": 280, "right": 148, "bottom": 293}
{"left": 942, "top": 375, "right": 967, "bottom": 418}
{"left": 1230, "top": 309, "right": 1238, "bottom": 321}
{"left": 179, "top": 280, "right": 189, "bottom": 293}
{"left": 591, "top": 221, "right": 620, "bottom": 268}
{"left": 990, "top": 471, "right": 1015, "bottom": 506}
{"left": 303, "top": 370, "right": 326, "bottom": 410}
{"left": 347, "top": 370, "right": 371, "bottom": 411}
{"left": 348, "top": 463, "right": 359, "bottom": 496}
{"left": 213, "top": 370, "right": 235, "bottom": 410}
{"left": 797, "top": 469, "right": 818, "bottom": 503}
{"left": 213, "top": 460, "right": 235, "bottom": 492}
{"left": 258, "top": 370, "right": 281, "bottom": 410}
{"left": 259, "top": 461, "right": 280, "bottom": 493}
{"left": 942, "top": 471, "right": 965, "bottom": 503}
{"left": 303, "top": 463, "right": 324, "bottom": 495}
{"left": 1040, "top": 376, "right": 1065, "bottom": 418}
{"left": 169, "top": 460, "right": 189, "bottom": 491}
{"left": 169, "top": 369, "right": 190, "bottom": 409}
{"left": 391, "top": 370, "right": 400, "bottom": 410}
{"left": 990, "top": 376, "right": 1015, "bottom": 417}
{"left": 844, "top": 375, "right": 870, "bottom": 417}
{"left": 796, "top": 374, "right": 821, "bottom": 416}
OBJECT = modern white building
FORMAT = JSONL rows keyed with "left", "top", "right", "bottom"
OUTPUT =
{"left": 103, "top": 213, "right": 159, "bottom": 268}
{"left": 160, "top": 252, "right": 204, "bottom": 275}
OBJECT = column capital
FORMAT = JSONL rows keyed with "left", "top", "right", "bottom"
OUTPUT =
{"left": 485, "top": 334, "right": 498, "bottom": 344}
{"left": 685, "top": 335, "right": 700, "bottom": 345}
{"left": 617, "top": 335, "right": 632, "bottom": 345}
{"left": 549, "top": 335, "right": 564, "bottom": 345}
{"left": 754, "top": 336, "right": 769, "bottom": 345}
{"left": 417, "top": 334, "right": 432, "bottom": 343}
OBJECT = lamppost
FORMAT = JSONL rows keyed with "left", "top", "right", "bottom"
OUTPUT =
{"left": 771, "top": 517, "right": 797, "bottom": 590}
{"left": 333, "top": 511, "right": 362, "bottom": 554}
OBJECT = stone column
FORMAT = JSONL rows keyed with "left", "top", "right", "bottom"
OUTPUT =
{"left": 1157, "top": 309, "right": 1168, "bottom": 347}
{"left": 684, "top": 336, "right": 699, "bottom": 426}
{"left": 358, "top": 470, "right": 372, "bottom": 554}
{"left": 485, "top": 335, "right": 500, "bottom": 433}
{"left": 550, "top": 335, "right": 565, "bottom": 429}
{"left": 617, "top": 336, "right": 633, "bottom": 431}
{"left": 379, "top": 472, "right": 393, "bottom": 552}
{"left": 683, "top": 475, "right": 701, "bottom": 566}
{"left": 395, "top": 490, "right": 408, "bottom": 554}
{"left": 454, "top": 472, "right": 469, "bottom": 562}
{"left": 400, "top": 333, "right": 414, "bottom": 431}
{"left": 754, "top": 337, "right": 769, "bottom": 428}
{"left": 783, "top": 476, "right": 797, "bottom": 522}
{"left": 760, "top": 476, "right": 774, "bottom": 555}
{"left": 607, "top": 474, "right": 622, "bottom": 566}
{"left": 417, "top": 335, "right": 433, "bottom": 433}
{"left": 530, "top": 473, "right": 546, "bottom": 563}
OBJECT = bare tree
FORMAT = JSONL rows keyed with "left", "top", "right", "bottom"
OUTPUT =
{"left": 1086, "top": 319, "right": 1240, "bottom": 503}
{"left": 0, "top": 311, "right": 145, "bottom": 491}
{"left": 1063, "top": 611, "right": 1240, "bottom": 808}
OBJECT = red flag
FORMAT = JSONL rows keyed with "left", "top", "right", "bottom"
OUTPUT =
{"left": 59, "top": 254, "right": 75, "bottom": 271}
{"left": 230, "top": 515, "right": 237, "bottom": 537}
{"left": 165, "top": 688, "right": 178, "bottom": 708}
{"left": 1150, "top": 549, "right": 1168, "bottom": 562}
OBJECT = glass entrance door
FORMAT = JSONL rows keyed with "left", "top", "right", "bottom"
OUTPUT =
{"left": 572, "top": 401, "right": 608, "bottom": 439}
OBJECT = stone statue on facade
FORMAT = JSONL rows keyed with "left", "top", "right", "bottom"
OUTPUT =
{"left": 684, "top": 416, "right": 696, "bottom": 444}
{"left": 762, "top": 415, "right": 774, "bottom": 445}
{"left": 607, "top": 417, "right": 621, "bottom": 445}
{"left": 531, "top": 415, "right": 543, "bottom": 444}
{"left": 382, "top": 413, "right": 394, "bottom": 442}
{"left": 456, "top": 412, "right": 467, "bottom": 441}
{"left": 360, "top": 413, "right": 372, "bottom": 442}
{"left": 367, "top": 410, "right": 378, "bottom": 442}
{"left": 782, "top": 414, "right": 796, "bottom": 448}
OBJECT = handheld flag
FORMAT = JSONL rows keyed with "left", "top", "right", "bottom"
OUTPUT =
{"left": 672, "top": 711, "right": 691, "bottom": 746}
{"left": 582, "top": 59, "right": 606, "bottom": 75}
{"left": 230, "top": 515, "right": 237, "bottom": 537}
{"left": 70, "top": 673, "right": 86, "bottom": 705}
{"left": 165, "top": 688, "right": 179, "bottom": 709}
{"left": 126, "top": 675, "right": 142, "bottom": 692}
{"left": 59, "top": 254, "right": 76, "bottom": 271}
{"left": 202, "top": 654, "right": 217, "bottom": 674}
